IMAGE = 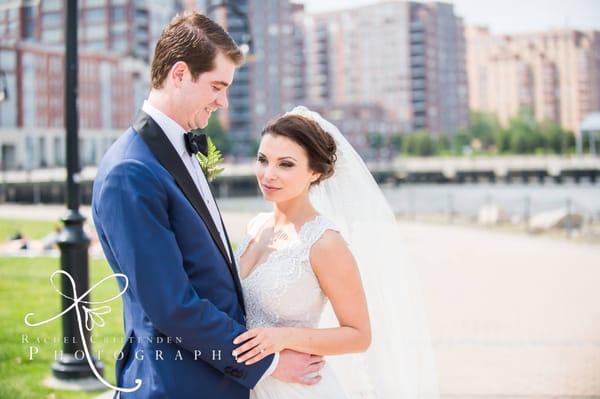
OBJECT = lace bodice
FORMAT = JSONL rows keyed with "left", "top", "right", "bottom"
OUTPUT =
{"left": 234, "top": 213, "right": 339, "bottom": 329}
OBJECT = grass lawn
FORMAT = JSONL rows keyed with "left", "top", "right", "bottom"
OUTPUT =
{"left": 0, "top": 216, "right": 123, "bottom": 399}
{"left": 0, "top": 218, "right": 241, "bottom": 398}
{"left": 0, "top": 218, "right": 62, "bottom": 241}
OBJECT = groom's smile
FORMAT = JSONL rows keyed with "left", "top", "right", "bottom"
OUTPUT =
{"left": 180, "top": 51, "right": 236, "bottom": 129}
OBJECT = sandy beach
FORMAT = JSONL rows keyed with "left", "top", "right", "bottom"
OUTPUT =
{"left": 1, "top": 204, "right": 599, "bottom": 397}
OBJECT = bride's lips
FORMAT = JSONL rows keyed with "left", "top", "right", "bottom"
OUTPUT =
{"left": 261, "top": 183, "right": 281, "bottom": 193}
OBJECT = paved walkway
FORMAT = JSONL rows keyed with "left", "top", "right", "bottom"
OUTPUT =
{"left": 398, "top": 222, "right": 600, "bottom": 398}
{"left": 228, "top": 214, "right": 600, "bottom": 398}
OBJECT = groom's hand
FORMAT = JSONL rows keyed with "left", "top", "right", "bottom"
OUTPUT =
{"left": 271, "top": 349, "right": 325, "bottom": 385}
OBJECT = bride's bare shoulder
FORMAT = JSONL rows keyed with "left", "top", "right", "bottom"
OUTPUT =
{"left": 309, "top": 229, "right": 354, "bottom": 271}
{"left": 246, "top": 212, "right": 273, "bottom": 235}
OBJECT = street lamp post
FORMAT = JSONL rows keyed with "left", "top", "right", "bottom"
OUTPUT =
{"left": 51, "top": 0, "right": 104, "bottom": 386}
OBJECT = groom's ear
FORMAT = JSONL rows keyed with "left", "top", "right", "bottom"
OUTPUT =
{"left": 170, "top": 61, "right": 188, "bottom": 87}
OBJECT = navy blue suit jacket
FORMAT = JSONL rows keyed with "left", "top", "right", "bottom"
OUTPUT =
{"left": 92, "top": 111, "right": 273, "bottom": 398}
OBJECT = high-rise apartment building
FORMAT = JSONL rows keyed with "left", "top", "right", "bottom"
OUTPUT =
{"left": 0, "top": 42, "right": 146, "bottom": 169}
{"left": 304, "top": 1, "right": 468, "bottom": 135}
{"left": 466, "top": 27, "right": 600, "bottom": 132}
{"left": 0, "top": 0, "right": 188, "bottom": 132}
{"left": 409, "top": 1, "right": 468, "bottom": 134}
{"left": 305, "top": 1, "right": 412, "bottom": 123}
{"left": 1, "top": 0, "right": 181, "bottom": 61}
{"left": 248, "top": 0, "right": 303, "bottom": 136}
{"left": 201, "top": 0, "right": 303, "bottom": 155}
{"left": 0, "top": 0, "right": 158, "bottom": 170}
{"left": 204, "top": 0, "right": 253, "bottom": 155}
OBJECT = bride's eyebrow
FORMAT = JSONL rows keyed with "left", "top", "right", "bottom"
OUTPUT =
{"left": 257, "top": 152, "right": 297, "bottom": 162}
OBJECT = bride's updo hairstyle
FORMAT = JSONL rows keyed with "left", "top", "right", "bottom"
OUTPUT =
{"left": 261, "top": 114, "right": 337, "bottom": 186}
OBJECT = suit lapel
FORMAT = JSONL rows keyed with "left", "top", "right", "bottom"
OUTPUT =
{"left": 132, "top": 111, "right": 245, "bottom": 309}
{"left": 211, "top": 191, "right": 245, "bottom": 312}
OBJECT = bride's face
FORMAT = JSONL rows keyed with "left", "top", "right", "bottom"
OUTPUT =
{"left": 255, "top": 133, "right": 320, "bottom": 202}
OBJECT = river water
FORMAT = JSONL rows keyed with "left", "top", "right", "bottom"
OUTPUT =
{"left": 219, "top": 182, "right": 600, "bottom": 219}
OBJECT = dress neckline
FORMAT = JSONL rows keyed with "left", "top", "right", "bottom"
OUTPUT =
{"left": 237, "top": 213, "right": 324, "bottom": 281}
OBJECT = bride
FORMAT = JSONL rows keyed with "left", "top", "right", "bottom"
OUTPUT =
{"left": 232, "top": 106, "right": 439, "bottom": 398}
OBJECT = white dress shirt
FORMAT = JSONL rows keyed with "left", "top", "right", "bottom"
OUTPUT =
{"left": 142, "top": 101, "right": 230, "bottom": 261}
{"left": 141, "top": 100, "right": 278, "bottom": 380}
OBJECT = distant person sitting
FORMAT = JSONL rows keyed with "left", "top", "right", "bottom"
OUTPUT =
{"left": 41, "top": 225, "right": 62, "bottom": 251}
{"left": 9, "top": 231, "right": 23, "bottom": 241}
{"left": 8, "top": 231, "right": 28, "bottom": 250}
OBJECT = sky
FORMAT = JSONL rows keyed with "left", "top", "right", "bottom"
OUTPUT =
{"left": 302, "top": 0, "right": 600, "bottom": 34}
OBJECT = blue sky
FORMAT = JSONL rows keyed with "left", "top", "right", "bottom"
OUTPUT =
{"left": 302, "top": 0, "right": 600, "bottom": 34}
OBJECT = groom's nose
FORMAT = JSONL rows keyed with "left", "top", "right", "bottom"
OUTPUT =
{"left": 215, "top": 90, "right": 229, "bottom": 109}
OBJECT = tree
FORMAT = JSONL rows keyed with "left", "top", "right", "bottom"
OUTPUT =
{"left": 203, "top": 114, "right": 233, "bottom": 155}
{"left": 506, "top": 108, "right": 538, "bottom": 153}
{"left": 468, "top": 111, "right": 502, "bottom": 150}
{"left": 437, "top": 134, "right": 451, "bottom": 155}
{"left": 404, "top": 131, "right": 436, "bottom": 156}
{"left": 540, "top": 119, "right": 571, "bottom": 154}
{"left": 368, "top": 132, "right": 386, "bottom": 159}
{"left": 390, "top": 133, "right": 404, "bottom": 154}
{"left": 451, "top": 132, "right": 471, "bottom": 155}
{"left": 496, "top": 128, "right": 511, "bottom": 154}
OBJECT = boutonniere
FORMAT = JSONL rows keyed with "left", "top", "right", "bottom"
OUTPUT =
{"left": 189, "top": 129, "right": 225, "bottom": 182}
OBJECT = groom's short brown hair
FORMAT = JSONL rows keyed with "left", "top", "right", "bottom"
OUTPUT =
{"left": 151, "top": 11, "right": 244, "bottom": 89}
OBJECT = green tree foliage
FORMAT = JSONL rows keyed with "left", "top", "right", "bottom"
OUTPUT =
{"left": 377, "top": 109, "right": 575, "bottom": 157}
{"left": 469, "top": 111, "right": 502, "bottom": 149}
{"left": 203, "top": 114, "right": 233, "bottom": 155}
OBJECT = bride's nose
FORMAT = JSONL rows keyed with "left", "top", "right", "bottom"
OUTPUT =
{"left": 263, "top": 165, "right": 278, "bottom": 181}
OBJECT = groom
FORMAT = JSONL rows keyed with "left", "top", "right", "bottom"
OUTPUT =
{"left": 92, "top": 12, "right": 323, "bottom": 399}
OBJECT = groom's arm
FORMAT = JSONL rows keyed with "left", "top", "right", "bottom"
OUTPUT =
{"left": 96, "top": 159, "right": 273, "bottom": 389}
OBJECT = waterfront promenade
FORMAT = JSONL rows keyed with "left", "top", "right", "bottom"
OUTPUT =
{"left": 1, "top": 205, "right": 598, "bottom": 397}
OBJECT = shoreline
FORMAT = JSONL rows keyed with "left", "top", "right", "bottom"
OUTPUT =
{"left": 0, "top": 203, "right": 597, "bottom": 246}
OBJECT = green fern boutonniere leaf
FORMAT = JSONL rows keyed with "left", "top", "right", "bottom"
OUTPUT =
{"left": 195, "top": 136, "right": 224, "bottom": 182}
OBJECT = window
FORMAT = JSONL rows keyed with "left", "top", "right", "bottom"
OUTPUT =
{"left": 54, "top": 137, "right": 64, "bottom": 166}
{"left": 84, "top": 8, "right": 106, "bottom": 24}
{"left": 38, "top": 137, "right": 47, "bottom": 167}
{"left": 42, "top": 12, "right": 62, "bottom": 27}
{"left": 42, "top": 0, "right": 63, "bottom": 11}
{"left": 42, "top": 28, "right": 63, "bottom": 43}
{"left": 111, "top": 6, "right": 126, "bottom": 22}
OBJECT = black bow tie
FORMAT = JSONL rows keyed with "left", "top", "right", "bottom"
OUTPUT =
{"left": 184, "top": 131, "right": 208, "bottom": 156}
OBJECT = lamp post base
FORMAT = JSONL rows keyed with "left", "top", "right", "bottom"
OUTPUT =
{"left": 43, "top": 376, "right": 105, "bottom": 391}
{"left": 51, "top": 353, "right": 104, "bottom": 381}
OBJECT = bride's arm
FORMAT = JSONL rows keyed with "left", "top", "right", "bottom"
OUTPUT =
{"left": 233, "top": 230, "right": 371, "bottom": 364}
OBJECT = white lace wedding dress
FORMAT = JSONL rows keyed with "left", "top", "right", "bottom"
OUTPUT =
{"left": 234, "top": 212, "right": 349, "bottom": 399}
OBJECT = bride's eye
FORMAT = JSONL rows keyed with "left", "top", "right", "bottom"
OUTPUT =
{"left": 257, "top": 156, "right": 267, "bottom": 164}
{"left": 280, "top": 162, "right": 294, "bottom": 168}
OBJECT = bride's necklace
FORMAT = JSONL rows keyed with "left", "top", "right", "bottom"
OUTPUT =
{"left": 269, "top": 229, "right": 289, "bottom": 246}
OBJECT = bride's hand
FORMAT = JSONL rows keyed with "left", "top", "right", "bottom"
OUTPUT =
{"left": 232, "top": 327, "right": 288, "bottom": 365}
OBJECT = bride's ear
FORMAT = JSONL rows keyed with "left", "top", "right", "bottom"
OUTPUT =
{"left": 309, "top": 171, "right": 321, "bottom": 185}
